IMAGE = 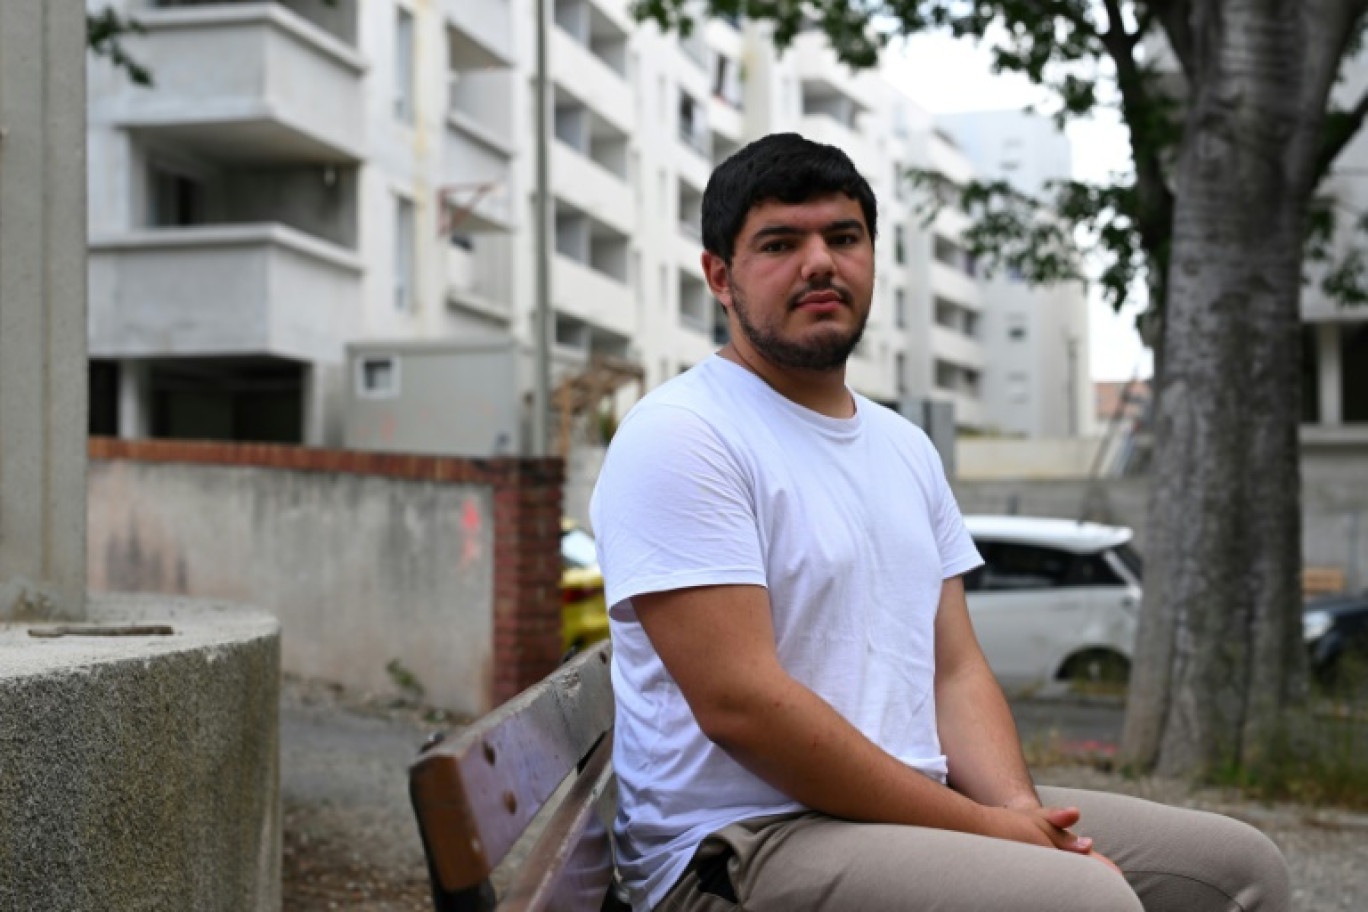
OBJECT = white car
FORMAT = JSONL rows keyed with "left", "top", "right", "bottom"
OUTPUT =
{"left": 962, "top": 515, "right": 1143, "bottom": 694}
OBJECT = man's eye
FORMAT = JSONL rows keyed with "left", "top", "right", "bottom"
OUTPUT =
{"left": 829, "top": 234, "right": 859, "bottom": 246}
{"left": 760, "top": 240, "right": 791, "bottom": 253}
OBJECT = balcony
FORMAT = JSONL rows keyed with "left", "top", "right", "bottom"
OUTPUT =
{"left": 88, "top": 224, "right": 363, "bottom": 363}
{"left": 552, "top": 142, "right": 634, "bottom": 236}
{"left": 553, "top": 255, "right": 635, "bottom": 340}
{"left": 675, "top": 232, "right": 706, "bottom": 279}
{"left": 930, "top": 325, "right": 986, "bottom": 371}
{"left": 709, "top": 95, "right": 744, "bottom": 146}
{"left": 928, "top": 131, "right": 975, "bottom": 185}
{"left": 790, "top": 32, "right": 879, "bottom": 115}
{"left": 109, "top": 4, "right": 366, "bottom": 163}
{"left": 551, "top": 27, "right": 634, "bottom": 136}
{"left": 929, "top": 259, "right": 981, "bottom": 308}
{"left": 799, "top": 115, "right": 878, "bottom": 180}
{"left": 445, "top": 0, "right": 514, "bottom": 67}
{"left": 446, "top": 242, "right": 513, "bottom": 319}
{"left": 444, "top": 119, "right": 515, "bottom": 232}
{"left": 945, "top": 391, "right": 985, "bottom": 429}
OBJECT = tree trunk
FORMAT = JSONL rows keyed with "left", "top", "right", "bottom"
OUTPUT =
{"left": 1121, "top": 0, "right": 1351, "bottom": 779}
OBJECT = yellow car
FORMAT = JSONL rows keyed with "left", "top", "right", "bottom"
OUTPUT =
{"left": 561, "top": 519, "right": 608, "bottom": 656}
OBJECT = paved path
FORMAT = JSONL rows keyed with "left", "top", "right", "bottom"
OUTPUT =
{"left": 280, "top": 680, "right": 1368, "bottom": 911}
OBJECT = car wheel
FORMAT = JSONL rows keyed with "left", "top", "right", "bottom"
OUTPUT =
{"left": 1058, "top": 649, "right": 1131, "bottom": 688}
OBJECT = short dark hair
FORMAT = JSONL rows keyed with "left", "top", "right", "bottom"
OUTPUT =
{"left": 701, "top": 133, "right": 878, "bottom": 265}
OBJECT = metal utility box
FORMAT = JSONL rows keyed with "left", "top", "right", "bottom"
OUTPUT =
{"left": 899, "top": 396, "right": 958, "bottom": 477}
{"left": 344, "top": 338, "right": 525, "bottom": 457}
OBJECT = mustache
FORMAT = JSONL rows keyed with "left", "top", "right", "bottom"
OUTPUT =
{"left": 787, "top": 280, "right": 853, "bottom": 309}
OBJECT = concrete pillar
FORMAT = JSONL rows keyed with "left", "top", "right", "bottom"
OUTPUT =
{"left": 117, "top": 361, "right": 152, "bottom": 439}
{"left": 1316, "top": 322, "right": 1342, "bottom": 427}
{"left": 0, "top": 0, "right": 87, "bottom": 620}
{"left": 302, "top": 361, "right": 341, "bottom": 447}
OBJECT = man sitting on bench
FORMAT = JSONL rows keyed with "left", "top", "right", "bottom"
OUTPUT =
{"left": 589, "top": 132, "right": 1290, "bottom": 912}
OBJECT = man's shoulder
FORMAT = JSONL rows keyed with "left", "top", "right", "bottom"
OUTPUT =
{"left": 858, "top": 395, "right": 936, "bottom": 448}
{"left": 617, "top": 358, "right": 742, "bottom": 434}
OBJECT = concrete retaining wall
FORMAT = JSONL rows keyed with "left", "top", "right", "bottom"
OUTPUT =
{"left": 87, "top": 439, "right": 564, "bottom": 714}
{"left": 0, "top": 596, "right": 280, "bottom": 911}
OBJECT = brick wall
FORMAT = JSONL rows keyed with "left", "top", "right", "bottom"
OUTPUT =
{"left": 89, "top": 438, "right": 564, "bottom": 706}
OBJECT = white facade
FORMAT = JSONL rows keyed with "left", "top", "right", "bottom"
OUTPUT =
{"left": 938, "top": 109, "right": 1093, "bottom": 438}
{"left": 86, "top": 1, "right": 1088, "bottom": 449}
{"left": 1303, "top": 53, "right": 1368, "bottom": 442}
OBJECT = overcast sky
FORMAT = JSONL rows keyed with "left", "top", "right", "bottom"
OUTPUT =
{"left": 882, "top": 32, "right": 1155, "bottom": 383}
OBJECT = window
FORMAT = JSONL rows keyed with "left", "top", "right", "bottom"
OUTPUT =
{"left": 713, "top": 54, "right": 742, "bottom": 108}
{"left": 678, "top": 91, "right": 709, "bottom": 155}
{"left": 148, "top": 164, "right": 205, "bottom": 227}
{"left": 974, "top": 542, "right": 1072, "bottom": 591}
{"left": 894, "top": 225, "right": 906, "bottom": 265}
{"left": 894, "top": 352, "right": 906, "bottom": 396}
{"left": 394, "top": 7, "right": 415, "bottom": 122}
{"left": 1065, "top": 554, "right": 1125, "bottom": 587}
{"left": 357, "top": 356, "right": 400, "bottom": 399}
{"left": 972, "top": 541, "right": 1130, "bottom": 591}
{"left": 1113, "top": 543, "right": 1144, "bottom": 580}
{"left": 1008, "top": 315, "right": 1027, "bottom": 341}
{"left": 894, "top": 288, "right": 907, "bottom": 329}
{"left": 394, "top": 195, "right": 416, "bottom": 311}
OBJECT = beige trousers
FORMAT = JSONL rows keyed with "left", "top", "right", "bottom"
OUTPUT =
{"left": 655, "top": 786, "right": 1289, "bottom": 912}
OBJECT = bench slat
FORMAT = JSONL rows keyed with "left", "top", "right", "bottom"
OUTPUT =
{"left": 410, "top": 641, "right": 615, "bottom": 895}
{"left": 499, "top": 731, "right": 616, "bottom": 912}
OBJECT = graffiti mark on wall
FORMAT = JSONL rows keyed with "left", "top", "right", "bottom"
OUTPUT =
{"left": 460, "top": 498, "right": 484, "bottom": 570}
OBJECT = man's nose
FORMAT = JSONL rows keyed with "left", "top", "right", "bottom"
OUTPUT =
{"left": 798, "top": 235, "right": 836, "bottom": 279}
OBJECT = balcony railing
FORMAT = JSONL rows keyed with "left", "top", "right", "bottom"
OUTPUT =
{"left": 445, "top": 0, "right": 513, "bottom": 67}
{"left": 553, "top": 254, "right": 635, "bottom": 339}
{"left": 88, "top": 223, "right": 362, "bottom": 363}
{"left": 111, "top": 4, "right": 367, "bottom": 163}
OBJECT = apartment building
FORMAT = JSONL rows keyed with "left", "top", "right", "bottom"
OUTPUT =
{"left": 939, "top": 109, "right": 1093, "bottom": 438}
{"left": 85, "top": 0, "right": 1019, "bottom": 450}
{"left": 525, "top": 11, "right": 991, "bottom": 426}
{"left": 87, "top": 0, "right": 520, "bottom": 446}
{"left": 1303, "top": 53, "right": 1368, "bottom": 441}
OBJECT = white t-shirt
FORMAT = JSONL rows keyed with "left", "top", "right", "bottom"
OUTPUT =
{"left": 590, "top": 356, "right": 982, "bottom": 911}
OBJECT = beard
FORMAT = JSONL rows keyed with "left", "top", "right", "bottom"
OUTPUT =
{"left": 726, "top": 277, "right": 869, "bottom": 372}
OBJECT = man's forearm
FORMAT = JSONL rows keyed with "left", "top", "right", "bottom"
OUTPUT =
{"left": 700, "top": 668, "right": 1012, "bottom": 836}
{"left": 935, "top": 657, "right": 1039, "bottom": 809}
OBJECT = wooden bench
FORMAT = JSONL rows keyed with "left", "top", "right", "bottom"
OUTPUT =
{"left": 409, "top": 639, "right": 628, "bottom": 912}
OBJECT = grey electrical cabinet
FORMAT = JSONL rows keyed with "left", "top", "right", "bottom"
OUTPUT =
{"left": 899, "top": 396, "right": 958, "bottom": 477}
{"left": 344, "top": 338, "right": 524, "bottom": 457}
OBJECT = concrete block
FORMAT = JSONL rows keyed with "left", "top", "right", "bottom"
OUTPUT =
{"left": 0, "top": 596, "right": 281, "bottom": 911}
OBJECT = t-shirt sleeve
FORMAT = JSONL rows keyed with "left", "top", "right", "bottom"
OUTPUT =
{"left": 924, "top": 436, "right": 982, "bottom": 580}
{"left": 590, "top": 404, "right": 767, "bottom": 615}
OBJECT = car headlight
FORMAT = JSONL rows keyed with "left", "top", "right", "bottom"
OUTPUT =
{"left": 1303, "top": 609, "right": 1332, "bottom": 643}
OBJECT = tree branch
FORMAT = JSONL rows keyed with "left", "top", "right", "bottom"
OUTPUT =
{"left": 1317, "top": 87, "right": 1368, "bottom": 182}
{"left": 1040, "top": 0, "right": 1101, "bottom": 40}
{"left": 1147, "top": 0, "right": 1196, "bottom": 80}
{"left": 1098, "top": 0, "right": 1174, "bottom": 255}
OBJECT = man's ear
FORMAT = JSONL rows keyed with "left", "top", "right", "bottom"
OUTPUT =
{"left": 702, "top": 251, "right": 731, "bottom": 306}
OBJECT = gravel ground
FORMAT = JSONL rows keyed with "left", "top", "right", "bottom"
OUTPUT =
{"left": 280, "top": 676, "right": 1368, "bottom": 911}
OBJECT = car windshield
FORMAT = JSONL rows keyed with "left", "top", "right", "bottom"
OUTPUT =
{"left": 561, "top": 527, "right": 598, "bottom": 569}
{"left": 1113, "top": 542, "right": 1144, "bottom": 580}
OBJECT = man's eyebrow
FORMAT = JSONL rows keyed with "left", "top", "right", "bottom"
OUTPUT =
{"left": 749, "top": 219, "right": 867, "bottom": 243}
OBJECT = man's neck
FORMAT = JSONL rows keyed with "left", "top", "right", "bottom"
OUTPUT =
{"left": 719, "top": 345, "right": 855, "bottom": 419}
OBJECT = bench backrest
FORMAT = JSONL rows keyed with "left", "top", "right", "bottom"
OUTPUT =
{"left": 410, "top": 640, "right": 617, "bottom": 912}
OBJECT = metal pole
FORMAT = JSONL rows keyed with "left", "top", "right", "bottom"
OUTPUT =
{"left": 531, "top": 0, "right": 553, "bottom": 456}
